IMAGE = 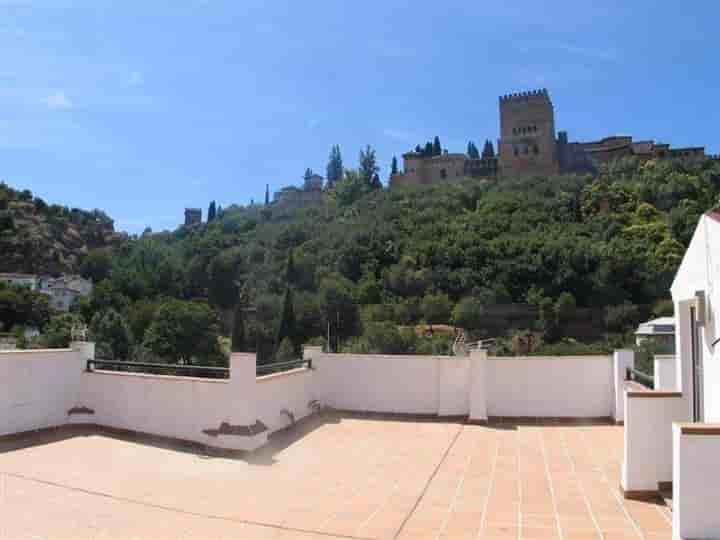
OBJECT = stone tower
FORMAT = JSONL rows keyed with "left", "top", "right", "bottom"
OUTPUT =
{"left": 498, "top": 89, "right": 559, "bottom": 178}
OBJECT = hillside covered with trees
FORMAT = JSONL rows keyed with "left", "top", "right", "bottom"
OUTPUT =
{"left": 0, "top": 182, "right": 123, "bottom": 275}
{"left": 61, "top": 154, "right": 720, "bottom": 362}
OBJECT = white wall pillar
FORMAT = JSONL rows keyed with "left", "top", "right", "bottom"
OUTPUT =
{"left": 654, "top": 355, "right": 677, "bottom": 391}
{"left": 613, "top": 349, "right": 634, "bottom": 424}
{"left": 228, "top": 352, "right": 258, "bottom": 426}
{"left": 673, "top": 423, "right": 720, "bottom": 540}
{"left": 469, "top": 349, "right": 488, "bottom": 423}
{"left": 303, "top": 345, "right": 323, "bottom": 362}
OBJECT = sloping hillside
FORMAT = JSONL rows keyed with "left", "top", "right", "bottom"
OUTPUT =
{"left": 0, "top": 182, "right": 124, "bottom": 275}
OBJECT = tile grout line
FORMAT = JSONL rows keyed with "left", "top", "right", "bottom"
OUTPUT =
{"left": 475, "top": 432, "right": 500, "bottom": 540}
{"left": 538, "top": 428, "right": 565, "bottom": 540}
{"left": 578, "top": 428, "right": 647, "bottom": 540}
{"left": 436, "top": 430, "right": 482, "bottom": 540}
{"left": 317, "top": 430, "right": 386, "bottom": 534}
{"left": 392, "top": 423, "right": 465, "bottom": 540}
{"left": 1, "top": 470, "right": 376, "bottom": 540}
{"left": 560, "top": 427, "right": 605, "bottom": 540}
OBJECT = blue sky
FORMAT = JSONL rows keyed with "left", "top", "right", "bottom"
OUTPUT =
{"left": 1, "top": 0, "right": 718, "bottom": 233}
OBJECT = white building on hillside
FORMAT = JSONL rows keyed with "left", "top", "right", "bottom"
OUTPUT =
{"left": 39, "top": 275, "right": 93, "bottom": 312}
{"left": 635, "top": 316, "right": 675, "bottom": 351}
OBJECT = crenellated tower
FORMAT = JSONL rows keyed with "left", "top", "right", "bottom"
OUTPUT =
{"left": 498, "top": 89, "right": 559, "bottom": 178}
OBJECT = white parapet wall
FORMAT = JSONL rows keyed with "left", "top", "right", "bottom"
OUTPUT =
{"left": 0, "top": 347, "right": 85, "bottom": 437}
{"left": 654, "top": 355, "right": 677, "bottom": 391}
{"left": 486, "top": 355, "right": 614, "bottom": 418}
{"left": 311, "top": 352, "right": 445, "bottom": 415}
{"left": 622, "top": 390, "right": 687, "bottom": 495}
{"left": 310, "top": 350, "right": 616, "bottom": 421}
{"left": 673, "top": 423, "right": 720, "bottom": 540}
{"left": 255, "top": 367, "right": 316, "bottom": 433}
{"left": 75, "top": 353, "right": 267, "bottom": 451}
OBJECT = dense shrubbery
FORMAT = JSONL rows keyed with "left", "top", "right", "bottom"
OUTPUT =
{"left": 58, "top": 157, "right": 720, "bottom": 358}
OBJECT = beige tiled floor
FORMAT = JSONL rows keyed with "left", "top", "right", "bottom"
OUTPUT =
{"left": 0, "top": 415, "right": 671, "bottom": 539}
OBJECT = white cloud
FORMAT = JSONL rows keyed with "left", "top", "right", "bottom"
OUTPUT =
{"left": 44, "top": 91, "right": 73, "bottom": 110}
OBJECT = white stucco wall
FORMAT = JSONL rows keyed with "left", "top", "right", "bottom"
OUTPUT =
{"left": 613, "top": 350, "right": 634, "bottom": 423}
{"left": 653, "top": 355, "right": 677, "bottom": 391}
{"left": 73, "top": 353, "right": 264, "bottom": 451}
{"left": 254, "top": 368, "right": 316, "bottom": 432}
{"left": 0, "top": 348, "right": 84, "bottom": 437}
{"left": 311, "top": 353, "right": 443, "bottom": 414}
{"left": 673, "top": 424, "right": 720, "bottom": 540}
{"left": 622, "top": 392, "right": 686, "bottom": 492}
{"left": 486, "top": 355, "right": 614, "bottom": 418}
{"left": 671, "top": 214, "right": 720, "bottom": 422}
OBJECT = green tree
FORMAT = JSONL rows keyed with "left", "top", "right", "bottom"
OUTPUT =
{"left": 320, "top": 275, "right": 360, "bottom": 352}
{"left": 421, "top": 293, "right": 452, "bottom": 325}
{"left": 142, "top": 299, "right": 223, "bottom": 364}
{"left": 554, "top": 292, "right": 577, "bottom": 323}
{"left": 467, "top": 141, "right": 480, "bottom": 159}
{"left": 359, "top": 145, "right": 379, "bottom": 186}
{"left": 391, "top": 156, "right": 399, "bottom": 176}
{"left": 265, "top": 184, "right": 270, "bottom": 205}
{"left": 482, "top": 140, "right": 495, "bottom": 158}
{"left": 326, "top": 145, "right": 343, "bottom": 188}
{"left": 231, "top": 303, "right": 246, "bottom": 352}
{"left": 275, "top": 336, "right": 296, "bottom": 361}
{"left": 208, "top": 249, "right": 242, "bottom": 309}
{"left": 80, "top": 250, "right": 113, "bottom": 283}
{"left": 207, "top": 200, "right": 217, "bottom": 222}
{"left": 433, "top": 136, "right": 442, "bottom": 156}
{"left": 90, "top": 309, "right": 133, "bottom": 360}
{"left": 276, "top": 287, "right": 298, "bottom": 356}
{"left": 451, "top": 297, "right": 485, "bottom": 330}
{"left": 424, "top": 141, "right": 433, "bottom": 156}
{"left": 44, "top": 313, "right": 83, "bottom": 348}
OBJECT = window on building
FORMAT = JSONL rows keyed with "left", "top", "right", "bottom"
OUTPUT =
{"left": 440, "top": 169, "right": 447, "bottom": 179}
{"left": 523, "top": 145, "right": 529, "bottom": 154}
{"left": 513, "top": 146, "right": 519, "bottom": 156}
{"left": 533, "top": 144, "right": 539, "bottom": 154}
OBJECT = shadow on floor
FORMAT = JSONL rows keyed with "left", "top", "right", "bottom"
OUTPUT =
{"left": 0, "top": 413, "right": 617, "bottom": 465}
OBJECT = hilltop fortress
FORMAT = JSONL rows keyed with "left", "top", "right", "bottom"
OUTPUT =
{"left": 390, "top": 89, "right": 709, "bottom": 187}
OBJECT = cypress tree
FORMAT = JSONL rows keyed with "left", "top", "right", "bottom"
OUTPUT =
{"left": 424, "top": 141, "right": 433, "bottom": 156}
{"left": 326, "top": 145, "right": 343, "bottom": 188}
{"left": 276, "top": 287, "right": 297, "bottom": 356}
{"left": 415, "top": 144, "right": 423, "bottom": 154}
{"left": 467, "top": 141, "right": 480, "bottom": 159}
{"left": 482, "top": 140, "right": 495, "bottom": 158}
{"left": 433, "top": 136, "right": 442, "bottom": 156}
{"left": 370, "top": 173, "right": 382, "bottom": 189}
{"left": 285, "top": 249, "right": 296, "bottom": 285}
{"left": 207, "top": 200, "right": 216, "bottom": 222}
{"left": 231, "top": 303, "right": 245, "bottom": 352}
{"left": 391, "top": 156, "right": 399, "bottom": 175}
{"left": 264, "top": 184, "right": 270, "bottom": 205}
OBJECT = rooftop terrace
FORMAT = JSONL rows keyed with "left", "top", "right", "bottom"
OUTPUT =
{"left": 0, "top": 414, "right": 670, "bottom": 540}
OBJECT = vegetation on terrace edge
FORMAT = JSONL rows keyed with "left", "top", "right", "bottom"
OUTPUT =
{"left": 3, "top": 154, "right": 718, "bottom": 365}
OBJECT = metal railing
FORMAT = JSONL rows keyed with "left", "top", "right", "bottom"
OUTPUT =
{"left": 87, "top": 359, "right": 230, "bottom": 379}
{"left": 626, "top": 366, "right": 654, "bottom": 389}
{"left": 256, "top": 358, "right": 312, "bottom": 377}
